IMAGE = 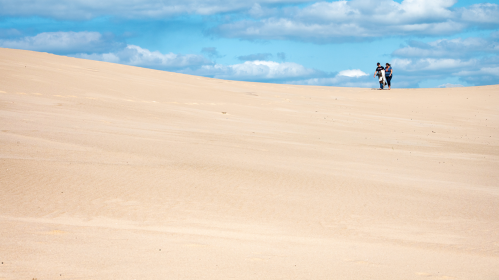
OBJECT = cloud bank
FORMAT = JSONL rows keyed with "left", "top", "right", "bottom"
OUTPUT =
{"left": 0, "top": 31, "right": 123, "bottom": 54}
{"left": 2, "top": 0, "right": 498, "bottom": 43}
{"left": 1, "top": 28, "right": 498, "bottom": 87}
{"left": 184, "top": 60, "right": 319, "bottom": 82}
{"left": 393, "top": 32, "right": 499, "bottom": 58}
{"left": 211, "top": 0, "right": 499, "bottom": 43}
{"left": 390, "top": 32, "right": 499, "bottom": 86}
{"left": 0, "top": 0, "right": 315, "bottom": 20}
{"left": 75, "top": 45, "right": 212, "bottom": 70}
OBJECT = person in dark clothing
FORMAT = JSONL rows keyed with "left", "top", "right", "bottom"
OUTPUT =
{"left": 385, "top": 63, "right": 393, "bottom": 90}
{"left": 373, "top": 62, "right": 385, "bottom": 90}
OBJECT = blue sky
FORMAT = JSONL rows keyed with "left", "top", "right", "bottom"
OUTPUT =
{"left": 1, "top": 0, "right": 498, "bottom": 88}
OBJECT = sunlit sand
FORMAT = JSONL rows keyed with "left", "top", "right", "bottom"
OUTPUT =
{"left": 1, "top": 48, "right": 498, "bottom": 279}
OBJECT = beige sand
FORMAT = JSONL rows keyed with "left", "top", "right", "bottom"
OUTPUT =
{"left": 0, "top": 48, "right": 498, "bottom": 279}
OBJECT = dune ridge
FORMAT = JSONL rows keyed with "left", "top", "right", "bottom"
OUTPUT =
{"left": 1, "top": 48, "right": 498, "bottom": 279}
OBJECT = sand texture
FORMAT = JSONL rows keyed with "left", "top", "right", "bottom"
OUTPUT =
{"left": 1, "top": 48, "right": 498, "bottom": 279}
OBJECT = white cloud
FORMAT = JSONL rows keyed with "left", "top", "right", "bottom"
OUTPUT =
{"left": 0, "top": 0, "right": 315, "bottom": 20}
{"left": 287, "top": 68, "right": 373, "bottom": 87}
{"left": 453, "top": 65, "right": 499, "bottom": 85}
{"left": 0, "top": 29, "right": 322, "bottom": 84}
{"left": 389, "top": 33, "right": 499, "bottom": 86}
{"left": 74, "top": 45, "right": 212, "bottom": 69}
{"left": 213, "top": 18, "right": 372, "bottom": 42}
{"left": 337, "top": 69, "right": 368, "bottom": 78}
{"left": 1, "top": 0, "right": 497, "bottom": 43}
{"left": 76, "top": 49, "right": 338, "bottom": 84}
{"left": 0, "top": 31, "right": 122, "bottom": 54}
{"left": 248, "top": 3, "right": 280, "bottom": 18}
{"left": 460, "top": 3, "right": 499, "bottom": 24}
{"left": 289, "top": 76, "right": 373, "bottom": 87}
{"left": 456, "top": 66, "right": 499, "bottom": 77}
{"left": 391, "top": 58, "right": 477, "bottom": 72}
{"left": 393, "top": 36, "right": 499, "bottom": 58}
{"left": 183, "top": 60, "right": 319, "bottom": 82}
{"left": 211, "top": 0, "right": 499, "bottom": 42}
{"left": 480, "top": 67, "right": 499, "bottom": 76}
{"left": 292, "top": 0, "right": 455, "bottom": 24}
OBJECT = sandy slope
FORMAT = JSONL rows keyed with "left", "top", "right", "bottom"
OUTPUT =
{"left": 0, "top": 48, "right": 498, "bottom": 279}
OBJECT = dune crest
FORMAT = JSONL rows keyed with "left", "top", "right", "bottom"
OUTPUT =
{"left": 1, "top": 48, "right": 498, "bottom": 279}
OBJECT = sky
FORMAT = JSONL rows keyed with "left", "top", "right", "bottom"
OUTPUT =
{"left": 1, "top": 0, "right": 498, "bottom": 88}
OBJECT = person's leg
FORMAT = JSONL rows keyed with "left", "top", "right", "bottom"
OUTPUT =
{"left": 387, "top": 76, "right": 391, "bottom": 89}
{"left": 378, "top": 75, "right": 383, "bottom": 89}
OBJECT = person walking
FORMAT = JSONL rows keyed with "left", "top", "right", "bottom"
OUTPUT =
{"left": 373, "top": 62, "right": 386, "bottom": 90}
{"left": 385, "top": 63, "right": 393, "bottom": 90}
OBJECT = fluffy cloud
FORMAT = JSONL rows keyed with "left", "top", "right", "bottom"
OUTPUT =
{"left": 390, "top": 33, "right": 499, "bottom": 86}
{"left": 389, "top": 56, "right": 499, "bottom": 85}
{"left": 211, "top": 0, "right": 499, "bottom": 42}
{"left": 0, "top": 0, "right": 315, "bottom": 20}
{"left": 289, "top": 73, "right": 373, "bottom": 87}
{"left": 454, "top": 66, "right": 499, "bottom": 85}
{"left": 392, "top": 58, "right": 478, "bottom": 72}
{"left": 75, "top": 45, "right": 212, "bottom": 70}
{"left": 76, "top": 47, "right": 335, "bottom": 84}
{"left": 337, "top": 69, "right": 368, "bottom": 78}
{"left": 0, "top": 32, "right": 210, "bottom": 69}
{"left": 70, "top": 44, "right": 318, "bottom": 83}
{"left": 0, "top": 30, "right": 323, "bottom": 84}
{"left": 393, "top": 33, "right": 499, "bottom": 58}
{"left": 460, "top": 3, "right": 499, "bottom": 24}
{"left": 2, "top": 0, "right": 497, "bottom": 44}
{"left": 0, "top": 31, "right": 123, "bottom": 54}
{"left": 181, "top": 61, "right": 373, "bottom": 86}
{"left": 182, "top": 60, "right": 320, "bottom": 82}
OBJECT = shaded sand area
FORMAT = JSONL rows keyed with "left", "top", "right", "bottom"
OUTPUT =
{"left": 1, "top": 48, "right": 498, "bottom": 279}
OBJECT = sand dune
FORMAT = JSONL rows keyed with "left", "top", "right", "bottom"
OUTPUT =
{"left": 1, "top": 48, "right": 498, "bottom": 279}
